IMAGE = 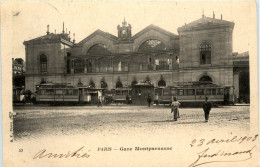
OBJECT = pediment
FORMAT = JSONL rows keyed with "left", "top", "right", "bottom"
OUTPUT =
{"left": 77, "top": 30, "right": 118, "bottom": 46}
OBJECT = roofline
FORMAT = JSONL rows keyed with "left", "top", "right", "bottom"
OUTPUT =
{"left": 77, "top": 29, "right": 118, "bottom": 45}
{"left": 132, "top": 24, "right": 178, "bottom": 40}
{"left": 177, "top": 23, "right": 235, "bottom": 32}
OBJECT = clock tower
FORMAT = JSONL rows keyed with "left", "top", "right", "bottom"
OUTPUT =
{"left": 117, "top": 18, "right": 132, "bottom": 41}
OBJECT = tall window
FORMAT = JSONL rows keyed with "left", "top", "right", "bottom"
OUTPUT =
{"left": 200, "top": 42, "right": 211, "bottom": 64}
{"left": 40, "top": 55, "right": 47, "bottom": 72}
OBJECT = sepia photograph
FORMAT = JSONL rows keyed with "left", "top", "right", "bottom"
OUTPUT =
{"left": 2, "top": 1, "right": 258, "bottom": 167}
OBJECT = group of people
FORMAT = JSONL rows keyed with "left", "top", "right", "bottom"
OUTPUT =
{"left": 171, "top": 97, "right": 212, "bottom": 122}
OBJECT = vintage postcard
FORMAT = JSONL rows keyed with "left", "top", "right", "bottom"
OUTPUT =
{"left": 1, "top": 1, "right": 258, "bottom": 167}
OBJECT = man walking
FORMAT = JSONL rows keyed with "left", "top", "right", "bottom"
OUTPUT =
{"left": 147, "top": 94, "right": 152, "bottom": 107}
{"left": 203, "top": 97, "right": 212, "bottom": 122}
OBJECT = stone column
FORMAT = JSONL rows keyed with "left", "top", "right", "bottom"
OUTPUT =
{"left": 96, "top": 58, "right": 99, "bottom": 73}
{"left": 71, "top": 59, "right": 74, "bottom": 74}
{"left": 84, "top": 59, "right": 87, "bottom": 74}
{"left": 168, "top": 53, "right": 173, "bottom": 70}
{"left": 153, "top": 54, "right": 156, "bottom": 70}
{"left": 233, "top": 71, "right": 240, "bottom": 98}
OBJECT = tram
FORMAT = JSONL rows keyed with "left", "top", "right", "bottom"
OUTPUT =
{"left": 36, "top": 83, "right": 107, "bottom": 104}
{"left": 36, "top": 83, "right": 79, "bottom": 104}
{"left": 35, "top": 82, "right": 234, "bottom": 106}
{"left": 112, "top": 87, "right": 132, "bottom": 104}
{"left": 154, "top": 82, "right": 234, "bottom": 106}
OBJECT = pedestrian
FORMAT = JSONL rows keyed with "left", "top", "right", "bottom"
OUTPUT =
{"left": 97, "top": 90, "right": 103, "bottom": 107}
{"left": 203, "top": 97, "right": 212, "bottom": 122}
{"left": 147, "top": 94, "right": 152, "bottom": 107}
{"left": 171, "top": 97, "right": 180, "bottom": 121}
{"left": 126, "top": 94, "right": 130, "bottom": 104}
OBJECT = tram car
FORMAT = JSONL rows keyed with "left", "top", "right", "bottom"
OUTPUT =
{"left": 112, "top": 87, "right": 132, "bottom": 104}
{"left": 154, "top": 83, "right": 234, "bottom": 106}
{"left": 36, "top": 83, "right": 106, "bottom": 104}
{"left": 36, "top": 83, "right": 79, "bottom": 104}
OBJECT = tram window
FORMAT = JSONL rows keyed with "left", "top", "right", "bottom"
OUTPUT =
{"left": 196, "top": 89, "right": 204, "bottom": 95}
{"left": 171, "top": 89, "right": 176, "bottom": 95}
{"left": 212, "top": 89, "right": 216, "bottom": 95}
{"left": 163, "top": 89, "right": 170, "bottom": 96}
{"left": 185, "top": 89, "right": 195, "bottom": 95}
{"left": 40, "top": 89, "right": 45, "bottom": 95}
{"left": 216, "top": 89, "right": 224, "bottom": 95}
{"left": 206, "top": 89, "right": 211, "bottom": 95}
{"left": 84, "top": 89, "right": 89, "bottom": 95}
{"left": 116, "top": 91, "right": 121, "bottom": 95}
{"left": 66, "top": 89, "right": 73, "bottom": 95}
{"left": 178, "top": 89, "right": 184, "bottom": 95}
{"left": 46, "top": 89, "right": 54, "bottom": 95}
{"left": 122, "top": 91, "right": 128, "bottom": 95}
{"left": 56, "top": 89, "right": 63, "bottom": 95}
{"left": 155, "top": 89, "right": 162, "bottom": 96}
{"left": 73, "top": 90, "right": 78, "bottom": 95}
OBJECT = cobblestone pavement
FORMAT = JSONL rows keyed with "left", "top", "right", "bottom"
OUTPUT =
{"left": 13, "top": 105, "right": 250, "bottom": 140}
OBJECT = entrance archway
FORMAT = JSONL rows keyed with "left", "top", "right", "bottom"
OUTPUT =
{"left": 199, "top": 75, "right": 212, "bottom": 83}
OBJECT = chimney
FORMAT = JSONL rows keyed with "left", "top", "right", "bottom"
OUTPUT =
{"left": 62, "top": 22, "right": 65, "bottom": 34}
{"left": 213, "top": 11, "right": 215, "bottom": 19}
{"left": 221, "top": 14, "right": 222, "bottom": 20}
{"left": 55, "top": 29, "right": 56, "bottom": 34}
{"left": 68, "top": 31, "right": 71, "bottom": 41}
{"left": 46, "top": 25, "right": 50, "bottom": 35}
{"left": 73, "top": 33, "right": 75, "bottom": 43}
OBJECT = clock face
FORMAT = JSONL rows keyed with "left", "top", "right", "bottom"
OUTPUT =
{"left": 122, "top": 29, "right": 127, "bottom": 35}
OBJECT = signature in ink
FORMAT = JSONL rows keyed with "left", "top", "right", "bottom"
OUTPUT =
{"left": 189, "top": 145, "right": 256, "bottom": 167}
{"left": 33, "top": 146, "right": 91, "bottom": 159}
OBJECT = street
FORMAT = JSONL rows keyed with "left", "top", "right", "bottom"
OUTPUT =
{"left": 13, "top": 105, "right": 250, "bottom": 140}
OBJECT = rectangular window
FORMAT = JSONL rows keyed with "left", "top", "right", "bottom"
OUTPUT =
{"left": 163, "top": 89, "right": 170, "bottom": 96}
{"left": 216, "top": 89, "right": 224, "bottom": 95}
{"left": 66, "top": 89, "right": 73, "bottom": 95}
{"left": 196, "top": 89, "right": 204, "bottom": 95}
{"left": 212, "top": 89, "right": 216, "bottom": 95}
{"left": 178, "top": 89, "right": 184, "bottom": 95}
{"left": 155, "top": 88, "right": 162, "bottom": 96}
{"left": 206, "top": 89, "right": 211, "bottom": 95}
{"left": 55, "top": 89, "right": 63, "bottom": 95}
{"left": 73, "top": 90, "right": 78, "bottom": 95}
{"left": 40, "top": 89, "right": 45, "bottom": 95}
{"left": 170, "top": 89, "right": 177, "bottom": 95}
{"left": 185, "top": 89, "right": 195, "bottom": 95}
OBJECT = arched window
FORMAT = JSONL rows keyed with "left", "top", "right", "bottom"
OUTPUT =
{"left": 89, "top": 81, "right": 95, "bottom": 88}
{"left": 131, "top": 80, "right": 138, "bottom": 87}
{"left": 87, "top": 44, "right": 111, "bottom": 55}
{"left": 40, "top": 55, "right": 47, "bottom": 72}
{"left": 199, "top": 75, "right": 212, "bottom": 83}
{"left": 116, "top": 81, "right": 123, "bottom": 88}
{"left": 138, "top": 39, "right": 166, "bottom": 52}
{"left": 158, "top": 79, "right": 166, "bottom": 87}
{"left": 200, "top": 42, "right": 211, "bottom": 64}
{"left": 77, "top": 81, "right": 83, "bottom": 86}
{"left": 101, "top": 80, "right": 107, "bottom": 89}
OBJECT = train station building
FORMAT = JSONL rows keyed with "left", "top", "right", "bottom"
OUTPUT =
{"left": 23, "top": 14, "right": 249, "bottom": 102}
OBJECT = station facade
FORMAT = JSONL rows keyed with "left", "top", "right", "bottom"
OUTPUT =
{"left": 24, "top": 14, "right": 248, "bottom": 100}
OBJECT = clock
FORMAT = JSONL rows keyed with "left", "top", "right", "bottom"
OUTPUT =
{"left": 122, "top": 29, "right": 127, "bottom": 35}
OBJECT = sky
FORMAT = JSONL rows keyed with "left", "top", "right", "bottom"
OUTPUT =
{"left": 1, "top": 1, "right": 257, "bottom": 60}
